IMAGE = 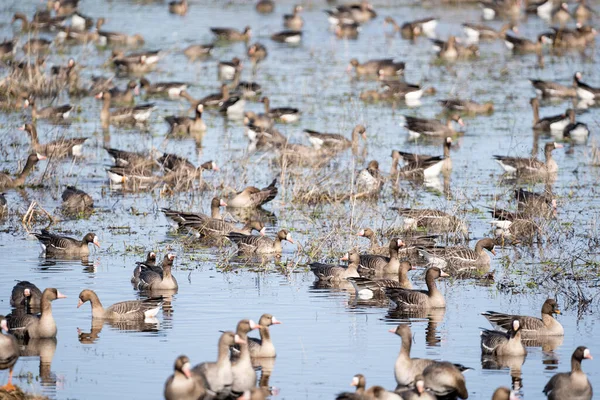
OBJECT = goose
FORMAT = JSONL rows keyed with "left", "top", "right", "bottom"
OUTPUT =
{"left": 183, "top": 43, "right": 214, "bottom": 60}
{"left": 210, "top": 26, "right": 252, "bottom": 41}
{"left": 504, "top": 34, "right": 546, "bottom": 53}
{"left": 219, "top": 92, "right": 245, "bottom": 117}
{"left": 138, "top": 253, "right": 178, "bottom": 290}
{"left": 494, "top": 142, "right": 563, "bottom": 176}
{"left": 261, "top": 97, "right": 300, "bottom": 122}
{"left": 400, "top": 115, "right": 464, "bottom": 138}
{"left": 378, "top": 61, "right": 407, "bottom": 78}
{"left": 97, "top": 91, "right": 155, "bottom": 124}
{"left": 462, "top": 23, "right": 516, "bottom": 42}
{"left": 62, "top": 186, "right": 94, "bottom": 211}
{"left": 246, "top": 124, "right": 288, "bottom": 149}
{"left": 347, "top": 260, "right": 414, "bottom": 298}
{"left": 394, "top": 208, "right": 468, "bottom": 235}
{"left": 11, "top": 12, "right": 64, "bottom": 31}
{"left": 161, "top": 197, "right": 228, "bottom": 227}
{"left": 481, "top": 320, "right": 527, "bottom": 356}
{"left": 358, "top": 238, "right": 404, "bottom": 275}
{"left": 326, "top": 1, "right": 377, "bottom": 25}
{"left": 552, "top": 2, "right": 571, "bottom": 25}
{"left": 419, "top": 238, "right": 496, "bottom": 272}
{"left": 434, "top": 36, "right": 480, "bottom": 59}
{"left": 438, "top": 99, "right": 494, "bottom": 114}
{"left": 482, "top": 298, "right": 563, "bottom": 337}
{"left": 181, "top": 219, "right": 265, "bottom": 238}
{"left": 385, "top": 267, "right": 448, "bottom": 309}
{"left": 284, "top": 5, "right": 304, "bottom": 30}
{"left": 164, "top": 355, "right": 206, "bottom": 400}
{"left": 7, "top": 288, "right": 66, "bottom": 339}
{"left": 218, "top": 57, "right": 242, "bottom": 81}
{"left": 159, "top": 155, "right": 217, "bottom": 180}
{"left": 200, "top": 84, "right": 229, "bottom": 107}
{"left": 574, "top": 71, "right": 600, "bottom": 100}
{"left": 168, "top": 0, "right": 188, "bottom": 15}
{"left": 0, "top": 40, "right": 16, "bottom": 58}
{"left": 107, "top": 80, "right": 139, "bottom": 105}
{"left": 20, "top": 124, "right": 87, "bottom": 158}
{"left": 397, "top": 376, "right": 436, "bottom": 399}
{"left": 248, "top": 314, "right": 280, "bottom": 358}
{"left": 487, "top": 207, "right": 539, "bottom": 240}
{"left": 10, "top": 281, "right": 42, "bottom": 310}
{"left": 104, "top": 147, "right": 155, "bottom": 169}
{"left": 113, "top": 55, "right": 155, "bottom": 74}
{"left": 380, "top": 81, "right": 424, "bottom": 101}
{"left": 363, "top": 386, "right": 401, "bottom": 399}
{"left": 335, "top": 374, "right": 366, "bottom": 399}
{"left": 543, "top": 346, "right": 593, "bottom": 400}
{"left": 193, "top": 331, "right": 243, "bottom": 397}
{"left": 525, "top": 0, "right": 553, "bottom": 17}
{"left": 422, "top": 362, "right": 469, "bottom": 399}
{"left": 33, "top": 229, "right": 99, "bottom": 257}
{"left": 140, "top": 78, "right": 187, "bottom": 97}
{"left": 131, "top": 251, "right": 157, "bottom": 286}
{"left": 22, "top": 38, "right": 52, "bottom": 53}
{"left": 529, "top": 79, "right": 577, "bottom": 98}
{"left": 111, "top": 50, "right": 162, "bottom": 66}
{"left": 244, "top": 112, "right": 274, "bottom": 130}
{"left": 492, "top": 387, "right": 518, "bottom": 400}
{"left": 574, "top": 0, "right": 595, "bottom": 22}
{"left": 165, "top": 104, "right": 206, "bottom": 134}
{"left": 24, "top": 98, "right": 73, "bottom": 120}
{"left": 227, "top": 229, "right": 294, "bottom": 254}
{"left": 0, "top": 153, "right": 46, "bottom": 189}
{"left": 0, "top": 315, "right": 19, "bottom": 392}
{"left": 231, "top": 319, "right": 259, "bottom": 394}
{"left": 107, "top": 166, "right": 155, "bottom": 186}
{"left": 384, "top": 17, "right": 438, "bottom": 39}
{"left": 247, "top": 43, "right": 268, "bottom": 65}
{"left": 530, "top": 98, "right": 570, "bottom": 132}
{"left": 563, "top": 109, "right": 589, "bottom": 141}
{"left": 305, "top": 125, "right": 366, "bottom": 150}
{"left": 270, "top": 30, "right": 303, "bottom": 44}
{"left": 391, "top": 137, "right": 452, "bottom": 179}
{"left": 309, "top": 250, "right": 362, "bottom": 282}
{"left": 335, "top": 23, "right": 360, "bottom": 39}
{"left": 348, "top": 58, "right": 403, "bottom": 76}
{"left": 256, "top": 0, "right": 275, "bottom": 13}
{"left": 228, "top": 179, "right": 278, "bottom": 208}
{"left": 95, "top": 18, "right": 144, "bottom": 46}
{"left": 52, "top": 0, "right": 79, "bottom": 15}
{"left": 77, "top": 289, "right": 161, "bottom": 320}
{"left": 357, "top": 160, "right": 383, "bottom": 194}
{"left": 356, "top": 228, "right": 437, "bottom": 257}
{"left": 515, "top": 188, "right": 557, "bottom": 217}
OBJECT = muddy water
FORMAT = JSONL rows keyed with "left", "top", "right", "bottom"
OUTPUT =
{"left": 0, "top": 0, "right": 599, "bottom": 399}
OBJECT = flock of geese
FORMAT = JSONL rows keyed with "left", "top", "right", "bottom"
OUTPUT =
{"left": 0, "top": 0, "right": 597, "bottom": 398}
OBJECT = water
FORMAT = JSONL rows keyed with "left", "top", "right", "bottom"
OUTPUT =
{"left": 0, "top": 0, "right": 599, "bottom": 399}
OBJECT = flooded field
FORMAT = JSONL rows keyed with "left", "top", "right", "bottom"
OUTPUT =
{"left": 0, "top": 0, "right": 599, "bottom": 399}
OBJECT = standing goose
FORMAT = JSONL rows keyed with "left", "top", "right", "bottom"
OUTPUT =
{"left": 494, "top": 142, "right": 563, "bottom": 176}
{"left": 164, "top": 355, "right": 205, "bottom": 400}
{"left": 0, "top": 153, "right": 46, "bottom": 190}
{"left": 165, "top": 104, "right": 206, "bottom": 134}
{"left": 359, "top": 238, "right": 405, "bottom": 275}
{"left": 481, "top": 320, "right": 527, "bottom": 356}
{"left": 62, "top": 186, "right": 94, "bottom": 211}
{"left": 543, "top": 346, "right": 593, "bottom": 400}
{"left": 248, "top": 314, "right": 281, "bottom": 358}
{"left": 261, "top": 97, "right": 300, "bottom": 122}
{"left": 97, "top": 91, "right": 155, "bottom": 125}
{"left": 140, "top": 78, "right": 187, "bottom": 97}
{"left": 419, "top": 238, "right": 496, "bottom": 272}
{"left": 335, "top": 374, "right": 366, "bottom": 399}
{"left": 231, "top": 319, "right": 259, "bottom": 395}
{"left": 284, "top": 5, "right": 304, "bottom": 30}
{"left": 138, "top": 253, "right": 178, "bottom": 290}
{"left": 391, "top": 137, "right": 452, "bottom": 179}
{"left": 7, "top": 288, "right": 66, "bottom": 339}
{"left": 401, "top": 115, "right": 464, "bottom": 138}
{"left": 24, "top": 98, "right": 73, "bottom": 120}
{"left": 305, "top": 125, "right": 366, "bottom": 150}
{"left": 77, "top": 289, "right": 161, "bottom": 320}
{"left": 529, "top": 79, "right": 576, "bottom": 98}
{"left": 482, "top": 298, "right": 564, "bottom": 337}
{"left": 20, "top": 123, "right": 87, "bottom": 158}
{"left": 10, "top": 281, "right": 43, "bottom": 309}
{"left": 161, "top": 197, "right": 228, "bottom": 227}
{"left": 33, "top": 229, "right": 100, "bottom": 257}
{"left": 227, "top": 229, "right": 294, "bottom": 254}
{"left": 0, "top": 316, "right": 18, "bottom": 392}
{"left": 309, "top": 250, "right": 362, "bottom": 282}
{"left": 357, "top": 160, "right": 383, "bottom": 194}
{"left": 193, "top": 331, "right": 244, "bottom": 397}
{"left": 530, "top": 98, "right": 570, "bottom": 132}
{"left": 228, "top": 179, "right": 278, "bottom": 208}
{"left": 385, "top": 267, "right": 448, "bottom": 309}
{"left": 563, "top": 109, "right": 589, "bottom": 141}
{"left": 347, "top": 260, "right": 414, "bottom": 298}
{"left": 131, "top": 251, "right": 157, "bottom": 286}
{"left": 210, "top": 26, "right": 252, "bottom": 42}
{"left": 438, "top": 99, "right": 494, "bottom": 114}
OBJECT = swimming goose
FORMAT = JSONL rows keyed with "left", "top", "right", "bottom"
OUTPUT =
{"left": 284, "top": 5, "right": 304, "bottom": 30}
{"left": 248, "top": 314, "right": 280, "bottom": 358}
{"left": 231, "top": 319, "right": 259, "bottom": 394}
{"left": 24, "top": 98, "right": 73, "bottom": 120}
{"left": 10, "top": 281, "right": 42, "bottom": 310}
{"left": 261, "top": 97, "right": 300, "bottom": 122}
{"left": 22, "top": 38, "right": 52, "bottom": 54}
{"left": 62, "top": 186, "right": 94, "bottom": 211}
{"left": 305, "top": 125, "right": 366, "bottom": 150}
{"left": 385, "top": 267, "right": 448, "bottom": 309}
{"left": 131, "top": 251, "right": 157, "bottom": 286}
{"left": 183, "top": 43, "right": 214, "bottom": 60}
{"left": 335, "top": 374, "right": 366, "bottom": 399}
{"left": 33, "top": 229, "right": 99, "bottom": 257}
{"left": 392, "top": 137, "right": 452, "bottom": 179}
{"left": 384, "top": 17, "right": 438, "bottom": 39}
{"left": 494, "top": 142, "right": 563, "bottom": 176}
{"left": 348, "top": 260, "right": 414, "bottom": 298}
{"left": 462, "top": 23, "right": 516, "bottom": 42}
{"left": 164, "top": 355, "right": 206, "bottom": 400}
{"left": 182, "top": 219, "right": 265, "bottom": 239}
{"left": 543, "top": 346, "right": 593, "bottom": 400}
{"left": 482, "top": 298, "right": 563, "bottom": 337}
{"left": 271, "top": 30, "right": 303, "bottom": 44}
{"left": 515, "top": 187, "right": 557, "bottom": 216}
{"left": 394, "top": 208, "right": 468, "bottom": 235}
{"left": 358, "top": 238, "right": 404, "bottom": 275}
{"left": 530, "top": 98, "right": 570, "bottom": 132}
{"left": 400, "top": 115, "right": 464, "bottom": 138}
{"left": 419, "top": 238, "right": 496, "bottom": 271}
{"left": 11, "top": 12, "right": 64, "bottom": 31}
{"left": 310, "top": 250, "right": 362, "bottom": 282}
{"left": 244, "top": 112, "right": 274, "bottom": 130}
{"left": 504, "top": 34, "right": 546, "bottom": 53}
{"left": 107, "top": 80, "right": 138, "bottom": 105}
{"left": 326, "top": 1, "right": 377, "bottom": 24}
{"left": 563, "top": 108, "right": 589, "bottom": 141}
{"left": 7, "top": 288, "right": 66, "bottom": 339}
{"left": 161, "top": 197, "right": 228, "bottom": 227}
{"left": 228, "top": 179, "right": 278, "bottom": 208}
{"left": 165, "top": 104, "right": 206, "bottom": 134}
{"left": 335, "top": 23, "right": 360, "bottom": 39}
{"left": 193, "top": 331, "right": 243, "bottom": 397}
{"left": 357, "top": 160, "right": 383, "bottom": 194}
{"left": 530, "top": 79, "right": 577, "bottom": 98}
{"left": 492, "top": 387, "right": 518, "bottom": 400}
{"left": 104, "top": 147, "right": 154, "bottom": 169}
{"left": 168, "top": 0, "right": 188, "bottom": 15}
{"left": 96, "top": 18, "right": 144, "bottom": 46}
{"left": 218, "top": 57, "right": 242, "bottom": 81}
{"left": 140, "top": 78, "right": 187, "bottom": 97}
{"left": 481, "top": 320, "right": 527, "bottom": 356}
{"left": 0, "top": 153, "right": 46, "bottom": 189}
{"left": 380, "top": 81, "right": 424, "bottom": 101}
{"left": 227, "top": 229, "right": 294, "bottom": 254}
{"left": 256, "top": 0, "right": 274, "bottom": 13}
{"left": 434, "top": 36, "right": 480, "bottom": 60}
{"left": 77, "top": 289, "right": 161, "bottom": 320}
{"left": 247, "top": 43, "right": 268, "bottom": 65}
{"left": 113, "top": 55, "right": 155, "bottom": 74}
{"left": 211, "top": 26, "right": 252, "bottom": 41}
{"left": 573, "top": 71, "right": 600, "bottom": 100}
{"left": 138, "top": 253, "right": 178, "bottom": 290}
{"left": 0, "top": 315, "right": 19, "bottom": 392}
{"left": 487, "top": 207, "right": 539, "bottom": 240}
{"left": 20, "top": 123, "right": 87, "bottom": 158}
{"left": 98, "top": 91, "right": 155, "bottom": 124}
{"left": 438, "top": 99, "right": 494, "bottom": 114}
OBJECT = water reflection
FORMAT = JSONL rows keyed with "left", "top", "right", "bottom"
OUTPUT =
{"left": 481, "top": 354, "right": 526, "bottom": 391}
{"left": 384, "top": 308, "right": 446, "bottom": 348}
{"left": 77, "top": 318, "right": 160, "bottom": 344}
{"left": 16, "top": 337, "right": 57, "bottom": 395}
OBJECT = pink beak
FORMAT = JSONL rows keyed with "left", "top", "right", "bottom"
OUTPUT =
{"left": 77, "top": 299, "right": 83, "bottom": 308}
{"left": 271, "top": 317, "right": 281, "bottom": 325}
{"left": 220, "top": 199, "right": 228, "bottom": 207}
{"left": 57, "top": 291, "right": 67, "bottom": 299}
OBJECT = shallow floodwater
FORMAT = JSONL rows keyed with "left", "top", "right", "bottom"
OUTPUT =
{"left": 0, "top": 0, "right": 599, "bottom": 399}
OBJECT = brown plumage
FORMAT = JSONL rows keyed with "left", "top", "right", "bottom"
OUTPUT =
{"left": 543, "top": 346, "right": 593, "bottom": 400}
{"left": 62, "top": 186, "right": 94, "bottom": 211}
{"left": 138, "top": 253, "right": 178, "bottom": 290}
{"left": 227, "top": 229, "right": 294, "bottom": 254}
{"left": 385, "top": 267, "right": 448, "bottom": 309}
{"left": 0, "top": 153, "right": 46, "bottom": 189}
{"left": 228, "top": 179, "right": 278, "bottom": 208}
{"left": 7, "top": 288, "right": 66, "bottom": 339}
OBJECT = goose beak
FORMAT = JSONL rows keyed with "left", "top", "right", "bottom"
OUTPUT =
{"left": 212, "top": 162, "right": 219, "bottom": 171}
{"left": 94, "top": 92, "right": 103, "bottom": 99}
{"left": 271, "top": 316, "right": 281, "bottom": 325}
{"left": 57, "top": 291, "right": 67, "bottom": 299}
{"left": 490, "top": 249, "right": 496, "bottom": 255}
{"left": 77, "top": 299, "right": 83, "bottom": 308}
{"left": 351, "top": 376, "right": 359, "bottom": 386}
{"left": 93, "top": 236, "right": 101, "bottom": 248}
{"left": 36, "top": 153, "right": 47, "bottom": 160}
{"left": 440, "top": 271, "right": 450, "bottom": 277}
{"left": 18, "top": 125, "right": 25, "bottom": 131}
{"left": 259, "top": 227, "right": 267, "bottom": 236}
{"left": 388, "top": 328, "right": 396, "bottom": 333}
{"left": 249, "top": 320, "right": 259, "bottom": 330}
{"left": 357, "top": 229, "right": 365, "bottom": 236}
{"left": 286, "top": 233, "right": 294, "bottom": 244}
{"left": 340, "top": 253, "right": 349, "bottom": 261}
{"left": 220, "top": 199, "right": 228, "bottom": 207}
{"left": 0, "top": 320, "right": 7, "bottom": 332}
{"left": 234, "top": 334, "right": 247, "bottom": 345}
{"left": 182, "top": 362, "right": 192, "bottom": 378}
{"left": 458, "top": 118, "right": 465, "bottom": 127}
{"left": 554, "top": 309, "right": 561, "bottom": 315}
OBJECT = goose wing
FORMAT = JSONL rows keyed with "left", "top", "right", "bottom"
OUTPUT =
{"left": 482, "top": 311, "right": 544, "bottom": 332}
{"left": 385, "top": 287, "right": 429, "bottom": 307}
{"left": 480, "top": 328, "right": 509, "bottom": 354}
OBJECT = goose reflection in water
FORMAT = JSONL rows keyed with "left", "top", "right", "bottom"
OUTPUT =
{"left": 78, "top": 318, "right": 161, "bottom": 345}
{"left": 385, "top": 308, "right": 446, "bottom": 348}
{"left": 16, "top": 337, "right": 57, "bottom": 392}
